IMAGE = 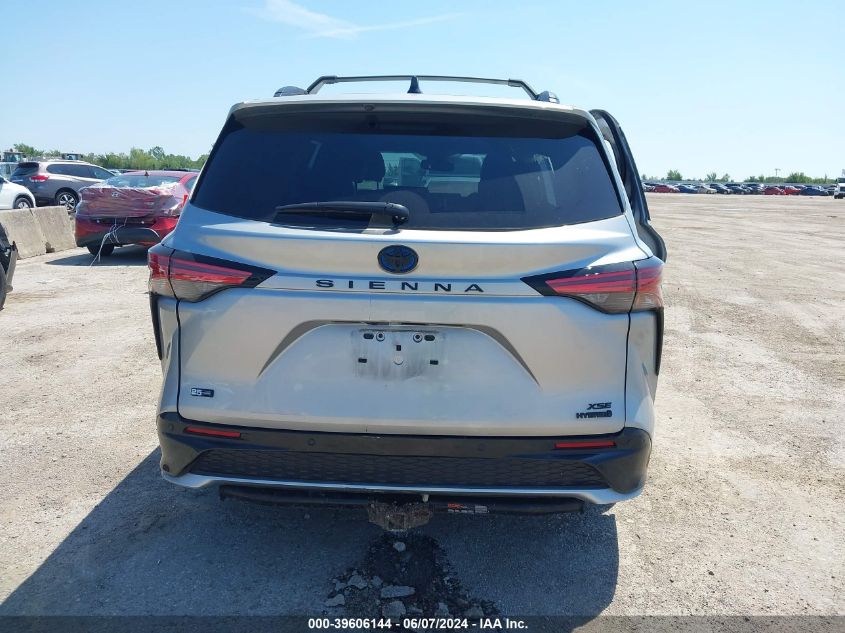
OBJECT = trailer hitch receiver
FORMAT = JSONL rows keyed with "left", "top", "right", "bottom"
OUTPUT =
{"left": 367, "top": 500, "right": 433, "bottom": 531}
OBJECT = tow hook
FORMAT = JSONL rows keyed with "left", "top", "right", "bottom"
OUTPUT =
{"left": 367, "top": 500, "right": 433, "bottom": 531}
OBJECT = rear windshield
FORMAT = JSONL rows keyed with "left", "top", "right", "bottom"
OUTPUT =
{"left": 12, "top": 162, "right": 39, "bottom": 177}
{"left": 104, "top": 174, "right": 182, "bottom": 188}
{"left": 46, "top": 163, "right": 91, "bottom": 177}
{"left": 193, "top": 109, "right": 623, "bottom": 231}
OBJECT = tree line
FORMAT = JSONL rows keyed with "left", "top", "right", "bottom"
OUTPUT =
{"left": 10, "top": 143, "right": 207, "bottom": 171}
{"left": 653, "top": 169, "right": 833, "bottom": 184}
{"left": 8, "top": 143, "right": 836, "bottom": 183}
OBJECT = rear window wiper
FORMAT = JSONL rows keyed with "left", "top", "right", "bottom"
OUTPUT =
{"left": 274, "top": 201, "right": 409, "bottom": 227}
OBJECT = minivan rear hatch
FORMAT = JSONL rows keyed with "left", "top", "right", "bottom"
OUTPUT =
{"left": 168, "top": 100, "right": 645, "bottom": 436}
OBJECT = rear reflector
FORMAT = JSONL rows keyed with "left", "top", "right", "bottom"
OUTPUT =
{"left": 184, "top": 426, "right": 242, "bottom": 439}
{"left": 554, "top": 440, "right": 616, "bottom": 449}
{"left": 29, "top": 174, "right": 49, "bottom": 182}
{"left": 522, "top": 257, "right": 663, "bottom": 314}
{"left": 148, "top": 246, "right": 275, "bottom": 302}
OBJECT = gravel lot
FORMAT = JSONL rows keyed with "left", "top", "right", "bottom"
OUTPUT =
{"left": 1, "top": 195, "right": 843, "bottom": 619}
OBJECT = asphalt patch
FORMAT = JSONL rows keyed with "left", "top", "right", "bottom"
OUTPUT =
{"left": 326, "top": 533, "right": 498, "bottom": 622}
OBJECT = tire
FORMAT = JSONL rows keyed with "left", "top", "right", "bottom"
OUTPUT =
{"left": 14, "top": 196, "right": 33, "bottom": 209}
{"left": 88, "top": 244, "right": 115, "bottom": 257}
{"left": 55, "top": 190, "right": 78, "bottom": 211}
{"left": 0, "top": 266, "right": 6, "bottom": 311}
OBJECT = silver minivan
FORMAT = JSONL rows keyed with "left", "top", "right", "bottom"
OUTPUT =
{"left": 148, "top": 76, "right": 667, "bottom": 523}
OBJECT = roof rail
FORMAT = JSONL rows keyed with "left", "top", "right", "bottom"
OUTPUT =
{"left": 297, "top": 75, "right": 558, "bottom": 103}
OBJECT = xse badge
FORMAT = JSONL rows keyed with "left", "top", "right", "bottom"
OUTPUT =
{"left": 576, "top": 402, "right": 612, "bottom": 418}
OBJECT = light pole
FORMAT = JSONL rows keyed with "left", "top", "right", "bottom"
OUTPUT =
{"left": 774, "top": 168, "right": 780, "bottom": 181}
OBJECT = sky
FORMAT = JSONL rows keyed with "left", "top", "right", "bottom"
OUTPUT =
{"left": 2, "top": 0, "right": 843, "bottom": 180}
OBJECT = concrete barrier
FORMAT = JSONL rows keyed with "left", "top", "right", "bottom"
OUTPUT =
{"left": 0, "top": 205, "right": 76, "bottom": 259}
{"left": 0, "top": 208, "right": 47, "bottom": 258}
{"left": 31, "top": 206, "right": 75, "bottom": 252}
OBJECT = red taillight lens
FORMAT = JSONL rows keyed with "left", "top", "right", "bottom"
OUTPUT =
{"left": 546, "top": 267, "right": 637, "bottom": 313}
{"left": 160, "top": 196, "right": 186, "bottom": 217}
{"left": 523, "top": 258, "right": 663, "bottom": 314}
{"left": 147, "top": 247, "right": 274, "bottom": 302}
{"left": 29, "top": 174, "right": 49, "bottom": 182}
{"left": 148, "top": 250, "right": 172, "bottom": 297}
{"left": 632, "top": 257, "right": 663, "bottom": 311}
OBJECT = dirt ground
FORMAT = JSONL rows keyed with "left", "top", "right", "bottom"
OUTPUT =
{"left": 0, "top": 194, "right": 842, "bottom": 619}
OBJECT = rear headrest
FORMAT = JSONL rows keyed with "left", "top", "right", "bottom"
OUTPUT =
{"left": 356, "top": 150, "right": 385, "bottom": 183}
{"left": 304, "top": 148, "right": 358, "bottom": 198}
{"left": 480, "top": 152, "right": 520, "bottom": 180}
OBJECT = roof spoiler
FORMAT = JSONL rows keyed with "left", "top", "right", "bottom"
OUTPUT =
{"left": 274, "top": 75, "right": 559, "bottom": 103}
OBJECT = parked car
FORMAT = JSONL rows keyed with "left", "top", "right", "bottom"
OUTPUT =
{"left": 10, "top": 160, "right": 114, "bottom": 210}
{"left": 652, "top": 184, "right": 679, "bottom": 193}
{"left": 75, "top": 170, "right": 198, "bottom": 256}
{"left": 799, "top": 186, "right": 829, "bottom": 196}
{"left": 0, "top": 162, "right": 19, "bottom": 180}
{"left": 834, "top": 178, "right": 845, "bottom": 200}
{"left": 147, "top": 74, "right": 667, "bottom": 522}
{"left": 707, "top": 183, "right": 731, "bottom": 194}
{"left": 694, "top": 184, "right": 716, "bottom": 194}
{"left": 0, "top": 176, "right": 35, "bottom": 209}
{"left": 725, "top": 183, "right": 749, "bottom": 194}
{"left": 676, "top": 184, "right": 697, "bottom": 194}
{"left": 781, "top": 185, "right": 801, "bottom": 195}
{"left": 764, "top": 186, "right": 784, "bottom": 195}
{"left": 642, "top": 183, "right": 655, "bottom": 192}
{"left": 0, "top": 221, "right": 17, "bottom": 310}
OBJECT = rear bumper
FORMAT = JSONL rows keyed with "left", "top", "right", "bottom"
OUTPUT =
{"left": 157, "top": 412, "right": 651, "bottom": 505}
{"left": 75, "top": 216, "right": 178, "bottom": 247}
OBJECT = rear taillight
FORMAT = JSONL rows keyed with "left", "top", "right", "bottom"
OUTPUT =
{"left": 523, "top": 257, "right": 663, "bottom": 314}
{"left": 148, "top": 250, "right": 172, "bottom": 297}
{"left": 29, "top": 174, "right": 49, "bottom": 182}
{"left": 148, "top": 247, "right": 274, "bottom": 302}
{"left": 159, "top": 198, "right": 186, "bottom": 217}
{"left": 632, "top": 257, "right": 663, "bottom": 311}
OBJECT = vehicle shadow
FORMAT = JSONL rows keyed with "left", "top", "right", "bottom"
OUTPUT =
{"left": 423, "top": 505, "right": 619, "bottom": 618}
{"left": 0, "top": 451, "right": 618, "bottom": 620}
{"left": 46, "top": 245, "right": 149, "bottom": 267}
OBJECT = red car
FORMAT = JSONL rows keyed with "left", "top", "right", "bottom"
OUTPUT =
{"left": 652, "top": 184, "right": 679, "bottom": 193}
{"left": 764, "top": 186, "right": 785, "bottom": 195}
{"left": 781, "top": 185, "right": 800, "bottom": 195}
{"left": 75, "top": 170, "right": 197, "bottom": 256}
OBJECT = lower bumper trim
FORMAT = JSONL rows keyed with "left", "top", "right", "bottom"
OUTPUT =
{"left": 219, "top": 484, "right": 585, "bottom": 515}
{"left": 163, "top": 471, "right": 642, "bottom": 505}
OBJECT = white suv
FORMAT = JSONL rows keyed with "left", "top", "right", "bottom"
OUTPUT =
{"left": 0, "top": 176, "right": 35, "bottom": 210}
{"left": 147, "top": 76, "right": 667, "bottom": 524}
